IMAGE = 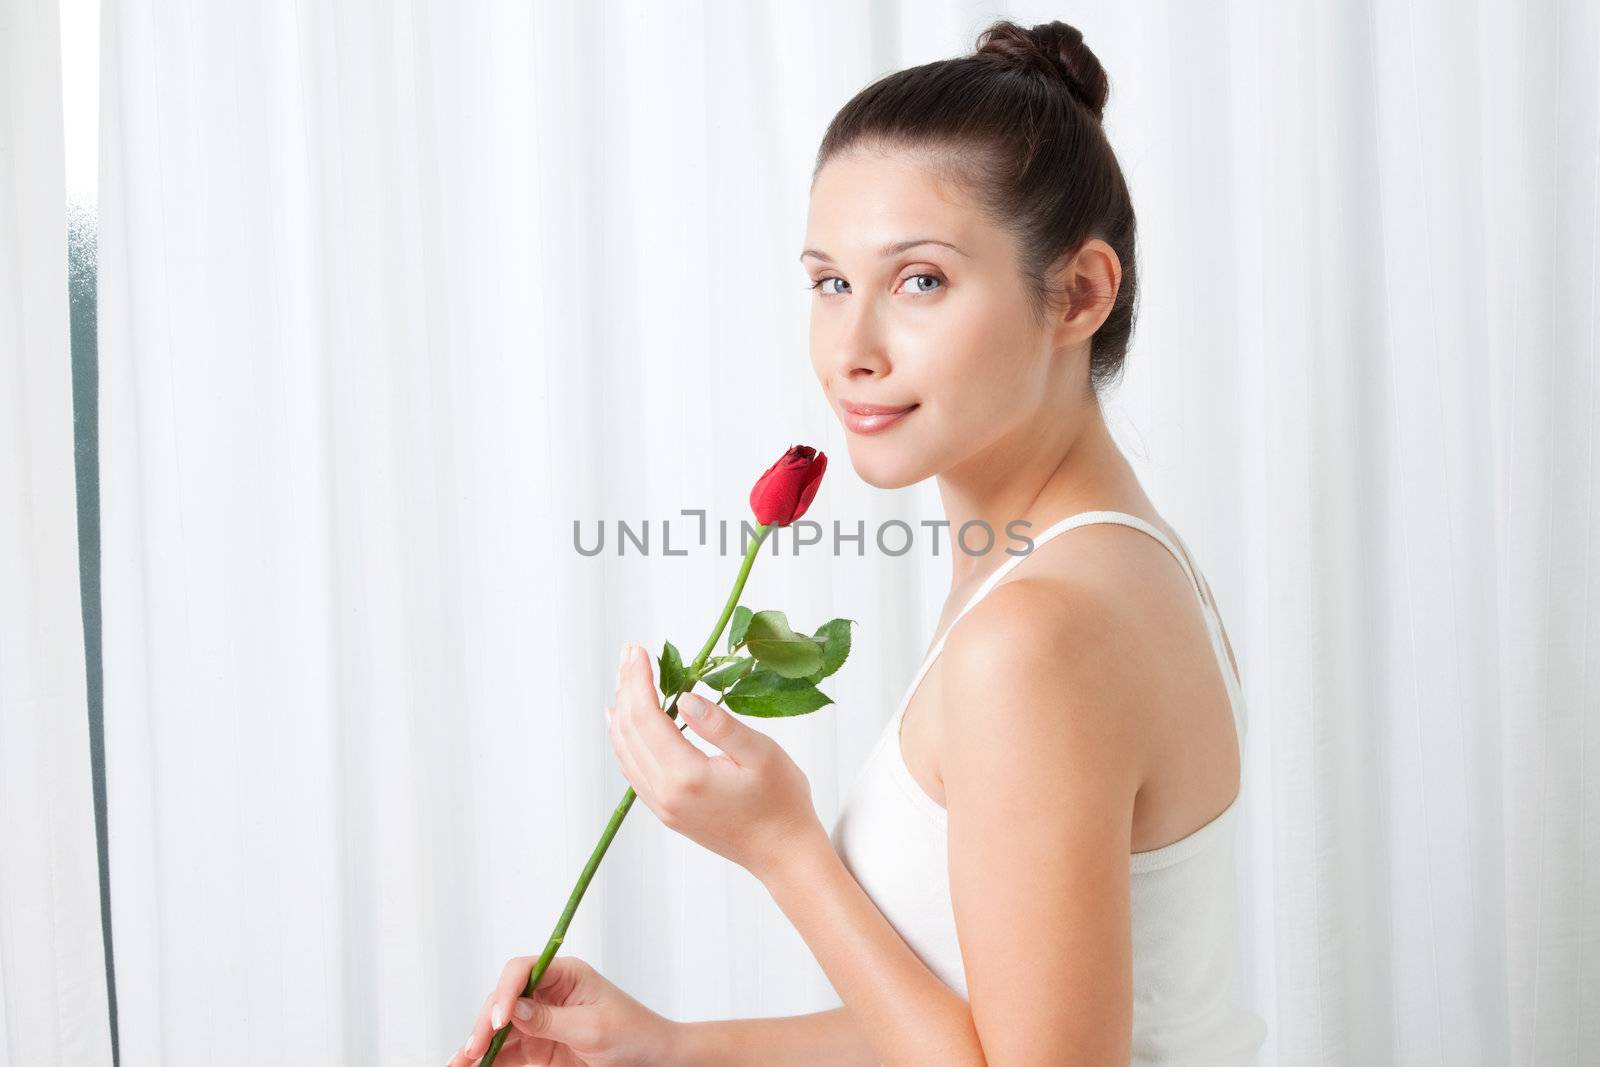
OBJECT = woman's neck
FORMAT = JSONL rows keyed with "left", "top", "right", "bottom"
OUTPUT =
{"left": 935, "top": 398, "right": 1148, "bottom": 590}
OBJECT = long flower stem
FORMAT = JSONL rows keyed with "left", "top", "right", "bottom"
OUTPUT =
{"left": 478, "top": 522, "right": 772, "bottom": 1066}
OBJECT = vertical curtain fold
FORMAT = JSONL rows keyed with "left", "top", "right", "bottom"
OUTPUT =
{"left": 0, "top": 0, "right": 115, "bottom": 1064}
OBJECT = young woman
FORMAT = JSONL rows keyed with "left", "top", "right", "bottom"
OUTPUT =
{"left": 450, "top": 18, "right": 1267, "bottom": 1067}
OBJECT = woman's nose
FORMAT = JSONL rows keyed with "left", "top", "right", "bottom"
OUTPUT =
{"left": 829, "top": 308, "right": 891, "bottom": 378}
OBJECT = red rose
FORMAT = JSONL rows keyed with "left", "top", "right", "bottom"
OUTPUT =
{"left": 749, "top": 445, "right": 828, "bottom": 526}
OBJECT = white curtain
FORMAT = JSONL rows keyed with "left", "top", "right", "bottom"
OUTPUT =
{"left": 92, "top": 2, "right": 1598, "bottom": 1065}
{"left": 0, "top": 0, "right": 115, "bottom": 1064}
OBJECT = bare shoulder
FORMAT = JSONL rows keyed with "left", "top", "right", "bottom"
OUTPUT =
{"left": 937, "top": 574, "right": 1155, "bottom": 792}
{"left": 945, "top": 573, "right": 1148, "bottom": 687}
{"left": 935, "top": 519, "right": 1245, "bottom": 857}
{"left": 983, "top": 517, "right": 1218, "bottom": 677}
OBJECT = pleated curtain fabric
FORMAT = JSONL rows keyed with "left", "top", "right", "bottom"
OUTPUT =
{"left": 82, "top": 2, "right": 1599, "bottom": 1065}
{"left": 0, "top": 0, "right": 115, "bottom": 1064}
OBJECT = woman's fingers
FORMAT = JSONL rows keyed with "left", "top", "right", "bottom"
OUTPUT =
{"left": 453, "top": 991, "right": 496, "bottom": 1064}
{"left": 489, "top": 955, "right": 539, "bottom": 1029}
{"left": 608, "top": 647, "right": 680, "bottom": 813}
{"left": 448, "top": 1032, "right": 533, "bottom": 1067}
{"left": 615, "top": 643, "right": 708, "bottom": 791}
{"left": 457, "top": 1012, "right": 491, "bottom": 1064}
{"left": 448, "top": 956, "right": 600, "bottom": 1067}
{"left": 454, "top": 955, "right": 534, "bottom": 1062}
{"left": 447, "top": 1032, "right": 519, "bottom": 1067}
{"left": 608, "top": 703, "right": 653, "bottom": 796}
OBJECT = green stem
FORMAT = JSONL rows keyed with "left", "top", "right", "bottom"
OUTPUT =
{"left": 478, "top": 522, "right": 773, "bottom": 1066}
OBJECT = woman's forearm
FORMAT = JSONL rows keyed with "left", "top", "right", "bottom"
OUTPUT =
{"left": 757, "top": 822, "right": 987, "bottom": 1066}
{"left": 670, "top": 1005, "right": 879, "bottom": 1066}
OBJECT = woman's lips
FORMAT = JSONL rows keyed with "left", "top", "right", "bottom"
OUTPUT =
{"left": 840, "top": 401, "right": 919, "bottom": 435}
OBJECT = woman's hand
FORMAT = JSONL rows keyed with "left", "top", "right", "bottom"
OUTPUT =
{"left": 447, "top": 954, "right": 677, "bottom": 1067}
{"left": 607, "top": 641, "right": 824, "bottom": 882}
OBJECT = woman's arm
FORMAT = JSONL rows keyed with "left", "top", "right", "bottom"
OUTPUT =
{"left": 759, "top": 578, "right": 1145, "bottom": 1066}
{"left": 672, "top": 1005, "right": 879, "bottom": 1066}
{"left": 938, "top": 579, "right": 1142, "bottom": 1064}
{"left": 761, "top": 825, "right": 986, "bottom": 1064}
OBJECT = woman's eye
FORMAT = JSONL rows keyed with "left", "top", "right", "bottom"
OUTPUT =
{"left": 806, "top": 273, "right": 944, "bottom": 297}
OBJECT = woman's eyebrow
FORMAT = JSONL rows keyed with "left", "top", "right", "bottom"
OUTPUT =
{"left": 798, "top": 238, "right": 969, "bottom": 264}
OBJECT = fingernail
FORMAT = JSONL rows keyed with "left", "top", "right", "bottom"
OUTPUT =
{"left": 491, "top": 1002, "right": 507, "bottom": 1029}
{"left": 514, "top": 999, "right": 534, "bottom": 1020}
{"left": 683, "top": 693, "right": 709, "bottom": 720}
{"left": 463, "top": 1034, "right": 475, "bottom": 1053}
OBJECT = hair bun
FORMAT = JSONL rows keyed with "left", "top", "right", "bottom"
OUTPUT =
{"left": 975, "top": 20, "right": 1109, "bottom": 122}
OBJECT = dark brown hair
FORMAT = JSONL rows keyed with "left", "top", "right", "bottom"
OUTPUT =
{"left": 813, "top": 19, "right": 1137, "bottom": 396}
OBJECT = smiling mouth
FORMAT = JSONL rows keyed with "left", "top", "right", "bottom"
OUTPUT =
{"left": 840, "top": 403, "right": 919, "bottom": 435}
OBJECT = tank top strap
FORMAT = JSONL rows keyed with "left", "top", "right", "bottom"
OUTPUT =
{"left": 911, "top": 510, "right": 1247, "bottom": 742}
{"left": 1164, "top": 525, "right": 1249, "bottom": 742}
{"left": 933, "top": 510, "right": 1201, "bottom": 648}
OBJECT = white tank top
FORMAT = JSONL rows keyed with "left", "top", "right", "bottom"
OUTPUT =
{"left": 829, "top": 510, "right": 1268, "bottom": 1064}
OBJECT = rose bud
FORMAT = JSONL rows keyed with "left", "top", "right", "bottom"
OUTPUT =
{"left": 749, "top": 445, "right": 828, "bottom": 527}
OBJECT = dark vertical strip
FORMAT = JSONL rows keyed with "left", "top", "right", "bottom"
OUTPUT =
{"left": 68, "top": 200, "right": 119, "bottom": 1067}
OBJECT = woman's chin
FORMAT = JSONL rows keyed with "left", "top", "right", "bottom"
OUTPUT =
{"left": 846, "top": 441, "right": 928, "bottom": 490}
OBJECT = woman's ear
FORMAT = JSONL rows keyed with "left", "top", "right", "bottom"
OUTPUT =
{"left": 1051, "top": 238, "right": 1122, "bottom": 349}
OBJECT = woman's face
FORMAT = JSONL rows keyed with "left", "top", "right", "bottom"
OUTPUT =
{"left": 802, "top": 147, "right": 1080, "bottom": 490}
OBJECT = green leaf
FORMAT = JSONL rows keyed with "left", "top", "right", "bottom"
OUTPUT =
{"left": 803, "top": 618, "right": 856, "bottom": 683}
{"left": 701, "top": 656, "right": 754, "bottom": 692}
{"left": 727, "top": 605, "right": 753, "bottom": 653}
{"left": 722, "top": 665, "right": 794, "bottom": 700}
{"left": 724, "top": 667, "right": 834, "bottom": 718}
{"left": 742, "top": 610, "right": 824, "bottom": 679}
{"left": 657, "top": 641, "right": 689, "bottom": 698}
